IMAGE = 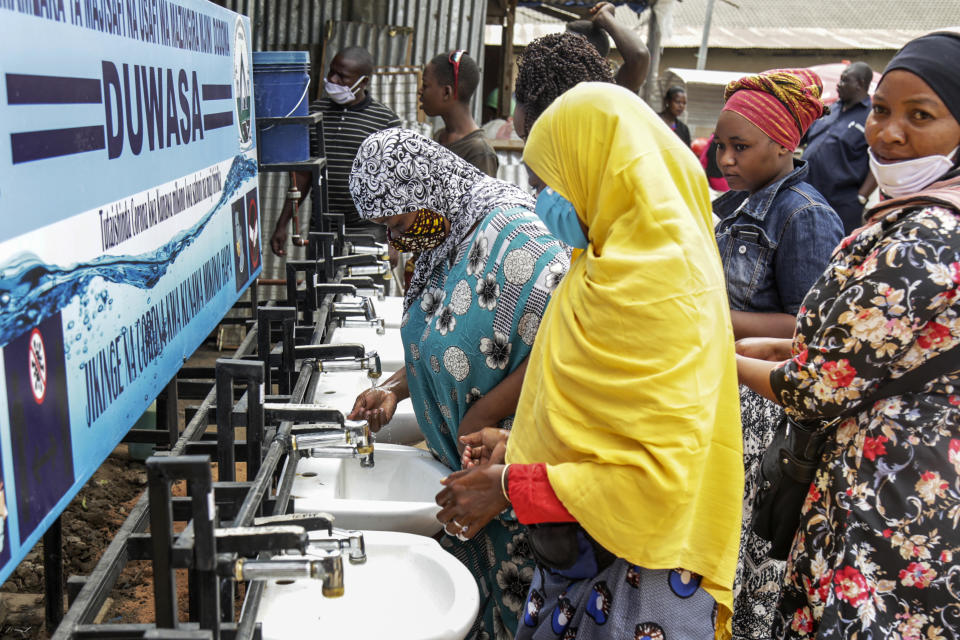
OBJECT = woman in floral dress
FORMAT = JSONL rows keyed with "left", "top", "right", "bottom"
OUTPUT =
{"left": 736, "top": 31, "right": 960, "bottom": 639}
{"left": 347, "top": 128, "right": 570, "bottom": 639}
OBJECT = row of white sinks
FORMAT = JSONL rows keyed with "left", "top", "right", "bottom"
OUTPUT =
{"left": 259, "top": 296, "right": 479, "bottom": 640}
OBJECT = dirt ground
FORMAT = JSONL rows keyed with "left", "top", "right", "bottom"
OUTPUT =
{"left": 0, "top": 446, "right": 154, "bottom": 638}
{"left": 0, "top": 340, "right": 237, "bottom": 639}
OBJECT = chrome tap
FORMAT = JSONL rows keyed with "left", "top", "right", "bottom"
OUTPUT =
{"left": 338, "top": 316, "right": 386, "bottom": 334}
{"left": 309, "top": 529, "right": 367, "bottom": 565}
{"left": 347, "top": 262, "right": 390, "bottom": 279}
{"left": 304, "top": 442, "right": 375, "bottom": 468}
{"left": 341, "top": 277, "right": 385, "bottom": 300}
{"left": 356, "top": 283, "right": 385, "bottom": 300}
{"left": 292, "top": 420, "right": 372, "bottom": 455}
{"left": 331, "top": 298, "right": 386, "bottom": 334}
{"left": 344, "top": 241, "right": 389, "bottom": 258}
{"left": 316, "top": 350, "right": 382, "bottom": 381}
{"left": 233, "top": 551, "right": 344, "bottom": 597}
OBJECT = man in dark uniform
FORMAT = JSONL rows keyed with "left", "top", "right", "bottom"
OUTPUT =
{"left": 802, "top": 62, "right": 877, "bottom": 234}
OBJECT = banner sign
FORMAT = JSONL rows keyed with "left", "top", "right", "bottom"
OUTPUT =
{"left": 0, "top": 0, "right": 259, "bottom": 582}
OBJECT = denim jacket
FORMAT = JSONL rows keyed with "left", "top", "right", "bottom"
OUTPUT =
{"left": 713, "top": 161, "right": 844, "bottom": 315}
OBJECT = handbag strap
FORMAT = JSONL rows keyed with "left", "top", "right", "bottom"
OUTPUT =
{"left": 824, "top": 341, "right": 960, "bottom": 426}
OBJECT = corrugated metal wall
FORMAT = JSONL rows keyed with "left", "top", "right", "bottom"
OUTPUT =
{"left": 210, "top": 0, "right": 489, "bottom": 287}
{"left": 322, "top": 22, "right": 415, "bottom": 71}
{"left": 389, "top": 0, "right": 487, "bottom": 117}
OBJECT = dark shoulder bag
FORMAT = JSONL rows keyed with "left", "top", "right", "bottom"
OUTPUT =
{"left": 752, "top": 344, "right": 960, "bottom": 560}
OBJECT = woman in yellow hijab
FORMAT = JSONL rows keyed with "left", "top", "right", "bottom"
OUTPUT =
{"left": 436, "top": 82, "right": 744, "bottom": 640}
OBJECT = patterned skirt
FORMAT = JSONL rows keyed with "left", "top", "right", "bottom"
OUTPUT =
{"left": 733, "top": 386, "right": 787, "bottom": 640}
{"left": 515, "top": 529, "right": 716, "bottom": 640}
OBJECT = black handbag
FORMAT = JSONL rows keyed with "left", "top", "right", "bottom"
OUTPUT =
{"left": 752, "top": 344, "right": 960, "bottom": 560}
{"left": 527, "top": 522, "right": 616, "bottom": 572}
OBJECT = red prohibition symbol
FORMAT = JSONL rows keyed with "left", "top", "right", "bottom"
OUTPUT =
{"left": 28, "top": 328, "right": 47, "bottom": 404}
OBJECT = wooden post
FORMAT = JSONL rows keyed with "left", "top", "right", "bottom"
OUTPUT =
{"left": 642, "top": 7, "right": 662, "bottom": 106}
{"left": 697, "top": 0, "right": 717, "bottom": 70}
{"left": 498, "top": 0, "right": 518, "bottom": 119}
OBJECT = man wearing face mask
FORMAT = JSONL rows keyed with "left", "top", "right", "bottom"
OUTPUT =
{"left": 270, "top": 47, "right": 401, "bottom": 256}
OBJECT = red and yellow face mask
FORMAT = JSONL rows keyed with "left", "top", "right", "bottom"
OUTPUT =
{"left": 388, "top": 208, "right": 448, "bottom": 252}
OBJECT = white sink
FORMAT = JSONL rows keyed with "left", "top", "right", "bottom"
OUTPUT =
{"left": 291, "top": 443, "right": 448, "bottom": 536}
{"left": 310, "top": 369, "right": 423, "bottom": 445}
{"left": 340, "top": 294, "right": 404, "bottom": 328}
{"left": 258, "top": 530, "right": 479, "bottom": 640}
{"left": 329, "top": 326, "right": 405, "bottom": 372}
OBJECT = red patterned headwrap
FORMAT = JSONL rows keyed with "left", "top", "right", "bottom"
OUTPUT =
{"left": 722, "top": 68, "right": 825, "bottom": 151}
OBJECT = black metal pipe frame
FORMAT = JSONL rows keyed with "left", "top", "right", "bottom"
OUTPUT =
{"left": 50, "top": 328, "right": 258, "bottom": 640}
{"left": 233, "top": 295, "right": 332, "bottom": 640}
{"left": 44, "top": 517, "right": 64, "bottom": 630}
{"left": 53, "top": 290, "right": 336, "bottom": 639}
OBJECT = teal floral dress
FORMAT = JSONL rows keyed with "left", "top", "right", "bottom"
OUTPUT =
{"left": 348, "top": 129, "right": 569, "bottom": 639}
{"left": 402, "top": 206, "right": 569, "bottom": 639}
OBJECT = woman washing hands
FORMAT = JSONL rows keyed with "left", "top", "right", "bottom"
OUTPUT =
{"left": 459, "top": 427, "right": 510, "bottom": 469}
{"left": 346, "top": 128, "right": 569, "bottom": 639}
{"left": 439, "top": 83, "right": 744, "bottom": 640}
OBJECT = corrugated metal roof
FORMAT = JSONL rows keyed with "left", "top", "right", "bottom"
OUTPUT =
{"left": 673, "top": 0, "right": 960, "bottom": 32}
{"left": 666, "top": 26, "right": 935, "bottom": 50}
{"left": 505, "top": 1, "right": 960, "bottom": 50}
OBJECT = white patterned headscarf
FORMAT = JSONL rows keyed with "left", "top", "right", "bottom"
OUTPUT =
{"left": 349, "top": 128, "right": 534, "bottom": 310}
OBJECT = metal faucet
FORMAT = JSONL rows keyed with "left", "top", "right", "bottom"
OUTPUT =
{"left": 347, "top": 262, "right": 390, "bottom": 279}
{"left": 355, "top": 284, "right": 385, "bottom": 300}
{"left": 309, "top": 528, "right": 367, "bottom": 565}
{"left": 232, "top": 551, "right": 344, "bottom": 597}
{"left": 331, "top": 297, "right": 376, "bottom": 320}
{"left": 341, "top": 277, "right": 385, "bottom": 300}
{"left": 303, "top": 442, "right": 375, "bottom": 468}
{"left": 315, "top": 350, "right": 382, "bottom": 381}
{"left": 344, "top": 241, "right": 389, "bottom": 258}
{"left": 292, "top": 420, "right": 373, "bottom": 455}
{"left": 289, "top": 344, "right": 383, "bottom": 382}
{"left": 338, "top": 316, "right": 386, "bottom": 334}
{"left": 331, "top": 298, "right": 386, "bottom": 334}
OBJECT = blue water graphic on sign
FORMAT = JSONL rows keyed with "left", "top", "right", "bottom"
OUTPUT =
{"left": 0, "top": 155, "right": 257, "bottom": 347}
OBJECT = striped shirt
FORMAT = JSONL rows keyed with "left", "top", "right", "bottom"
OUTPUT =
{"left": 310, "top": 95, "right": 401, "bottom": 227}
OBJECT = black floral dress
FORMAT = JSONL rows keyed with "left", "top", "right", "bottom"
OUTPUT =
{"left": 769, "top": 204, "right": 960, "bottom": 639}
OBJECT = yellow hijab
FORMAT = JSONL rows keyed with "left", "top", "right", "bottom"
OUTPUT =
{"left": 507, "top": 83, "right": 743, "bottom": 637}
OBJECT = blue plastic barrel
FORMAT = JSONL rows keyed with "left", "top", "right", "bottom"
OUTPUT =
{"left": 253, "top": 51, "right": 311, "bottom": 164}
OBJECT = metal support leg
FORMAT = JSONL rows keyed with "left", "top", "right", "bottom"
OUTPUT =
{"left": 146, "top": 461, "right": 178, "bottom": 629}
{"left": 215, "top": 360, "right": 265, "bottom": 483}
{"left": 147, "top": 456, "right": 220, "bottom": 635}
{"left": 158, "top": 378, "right": 180, "bottom": 450}
{"left": 256, "top": 308, "right": 296, "bottom": 397}
{"left": 44, "top": 516, "right": 64, "bottom": 631}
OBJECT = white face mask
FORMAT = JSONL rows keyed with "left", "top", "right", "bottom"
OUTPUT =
{"left": 324, "top": 76, "right": 367, "bottom": 105}
{"left": 869, "top": 146, "right": 959, "bottom": 199}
